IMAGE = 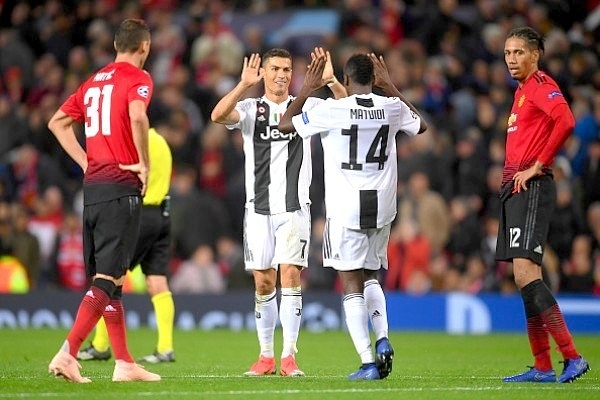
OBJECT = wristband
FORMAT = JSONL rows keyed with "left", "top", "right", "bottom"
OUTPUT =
{"left": 327, "top": 77, "right": 337, "bottom": 88}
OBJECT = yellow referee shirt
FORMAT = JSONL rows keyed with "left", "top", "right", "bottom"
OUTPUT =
{"left": 144, "top": 128, "right": 172, "bottom": 206}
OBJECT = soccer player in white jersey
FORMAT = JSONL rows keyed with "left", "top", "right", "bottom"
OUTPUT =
{"left": 211, "top": 47, "right": 346, "bottom": 376}
{"left": 279, "top": 51, "right": 427, "bottom": 380}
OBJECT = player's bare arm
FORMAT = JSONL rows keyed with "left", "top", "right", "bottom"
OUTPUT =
{"left": 369, "top": 53, "right": 428, "bottom": 134}
{"left": 122, "top": 99, "right": 150, "bottom": 196}
{"left": 278, "top": 54, "right": 326, "bottom": 133}
{"left": 211, "top": 53, "right": 264, "bottom": 125}
{"left": 47, "top": 109, "right": 88, "bottom": 172}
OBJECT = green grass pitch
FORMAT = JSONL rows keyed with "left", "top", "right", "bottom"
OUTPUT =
{"left": 0, "top": 328, "right": 598, "bottom": 399}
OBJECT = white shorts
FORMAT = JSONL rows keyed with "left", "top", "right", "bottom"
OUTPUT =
{"left": 323, "top": 218, "right": 390, "bottom": 272}
{"left": 243, "top": 203, "right": 311, "bottom": 271}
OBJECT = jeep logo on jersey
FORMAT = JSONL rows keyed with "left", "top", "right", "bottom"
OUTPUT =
{"left": 137, "top": 86, "right": 150, "bottom": 98}
{"left": 259, "top": 126, "right": 297, "bottom": 141}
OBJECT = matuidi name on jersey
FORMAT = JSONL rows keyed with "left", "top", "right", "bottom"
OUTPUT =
{"left": 350, "top": 109, "right": 386, "bottom": 119}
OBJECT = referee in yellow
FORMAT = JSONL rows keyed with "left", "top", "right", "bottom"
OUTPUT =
{"left": 78, "top": 127, "right": 176, "bottom": 363}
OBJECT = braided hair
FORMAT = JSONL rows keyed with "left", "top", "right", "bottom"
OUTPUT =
{"left": 506, "top": 27, "right": 545, "bottom": 54}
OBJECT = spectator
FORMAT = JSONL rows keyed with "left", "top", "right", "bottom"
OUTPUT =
{"left": 548, "top": 180, "right": 586, "bottom": 263}
{"left": 8, "top": 202, "right": 40, "bottom": 289}
{"left": 0, "top": 95, "right": 28, "bottom": 156}
{"left": 386, "top": 219, "right": 431, "bottom": 294}
{"left": 561, "top": 234, "right": 594, "bottom": 293}
{"left": 453, "top": 127, "right": 487, "bottom": 199}
{"left": 51, "top": 210, "right": 86, "bottom": 292}
{"left": 447, "top": 196, "right": 483, "bottom": 271}
{"left": 7, "top": 143, "right": 69, "bottom": 210}
{"left": 170, "top": 245, "right": 226, "bottom": 294}
{"left": 398, "top": 170, "right": 450, "bottom": 257}
{"left": 169, "top": 163, "right": 231, "bottom": 261}
{"left": 0, "top": 201, "right": 13, "bottom": 255}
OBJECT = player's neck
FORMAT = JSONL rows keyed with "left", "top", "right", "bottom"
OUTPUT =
{"left": 264, "top": 91, "right": 289, "bottom": 104}
{"left": 518, "top": 68, "right": 539, "bottom": 87}
{"left": 114, "top": 54, "right": 143, "bottom": 69}
{"left": 348, "top": 83, "right": 372, "bottom": 96}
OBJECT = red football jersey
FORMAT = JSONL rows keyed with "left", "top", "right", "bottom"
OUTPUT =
{"left": 61, "top": 62, "right": 153, "bottom": 189}
{"left": 503, "top": 70, "right": 571, "bottom": 185}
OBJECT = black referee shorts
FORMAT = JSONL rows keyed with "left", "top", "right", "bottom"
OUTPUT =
{"left": 83, "top": 195, "right": 142, "bottom": 279}
{"left": 130, "top": 204, "right": 171, "bottom": 276}
{"left": 496, "top": 175, "right": 556, "bottom": 265}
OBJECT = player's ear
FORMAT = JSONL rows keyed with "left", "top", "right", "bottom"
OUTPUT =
{"left": 532, "top": 49, "right": 540, "bottom": 66}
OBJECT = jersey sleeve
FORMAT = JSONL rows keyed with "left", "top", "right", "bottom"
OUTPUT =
{"left": 226, "top": 98, "right": 253, "bottom": 131}
{"left": 292, "top": 98, "right": 335, "bottom": 138}
{"left": 532, "top": 81, "right": 568, "bottom": 116}
{"left": 394, "top": 98, "right": 421, "bottom": 137}
{"left": 127, "top": 70, "right": 153, "bottom": 107}
{"left": 302, "top": 96, "right": 324, "bottom": 111}
{"left": 60, "top": 91, "right": 84, "bottom": 122}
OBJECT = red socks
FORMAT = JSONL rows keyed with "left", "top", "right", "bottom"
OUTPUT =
{"left": 103, "top": 299, "right": 134, "bottom": 362}
{"left": 541, "top": 304, "right": 578, "bottom": 360}
{"left": 66, "top": 286, "right": 110, "bottom": 357}
{"left": 526, "top": 315, "right": 552, "bottom": 371}
{"left": 522, "top": 279, "right": 579, "bottom": 370}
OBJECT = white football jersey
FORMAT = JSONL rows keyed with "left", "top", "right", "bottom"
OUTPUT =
{"left": 227, "top": 95, "right": 323, "bottom": 215}
{"left": 292, "top": 93, "right": 421, "bottom": 229}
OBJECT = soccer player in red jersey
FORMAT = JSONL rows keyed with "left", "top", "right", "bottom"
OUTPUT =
{"left": 46, "top": 19, "right": 160, "bottom": 383}
{"left": 496, "top": 27, "right": 589, "bottom": 384}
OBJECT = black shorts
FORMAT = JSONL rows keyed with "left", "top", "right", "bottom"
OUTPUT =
{"left": 83, "top": 195, "right": 142, "bottom": 278}
{"left": 130, "top": 204, "right": 171, "bottom": 276}
{"left": 496, "top": 175, "right": 556, "bottom": 265}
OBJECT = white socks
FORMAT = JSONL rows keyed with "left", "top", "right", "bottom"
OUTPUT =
{"left": 280, "top": 287, "right": 302, "bottom": 358}
{"left": 343, "top": 293, "right": 374, "bottom": 364}
{"left": 254, "top": 291, "right": 277, "bottom": 357}
{"left": 255, "top": 288, "right": 303, "bottom": 358}
{"left": 364, "top": 279, "right": 389, "bottom": 341}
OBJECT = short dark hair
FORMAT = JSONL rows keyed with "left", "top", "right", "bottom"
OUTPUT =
{"left": 344, "top": 54, "right": 374, "bottom": 86}
{"left": 114, "top": 19, "right": 150, "bottom": 53}
{"left": 506, "top": 27, "right": 545, "bottom": 53}
{"left": 262, "top": 48, "right": 292, "bottom": 66}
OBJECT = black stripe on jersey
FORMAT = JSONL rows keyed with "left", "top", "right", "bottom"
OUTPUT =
{"left": 359, "top": 190, "right": 378, "bottom": 229}
{"left": 285, "top": 135, "right": 302, "bottom": 211}
{"left": 356, "top": 97, "right": 374, "bottom": 107}
{"left": 533, "top": 72, "right": 547, "bottom": 84}
{"left": 253, "top": 100, "right": 272, "bottom": 214}
{"left": 253, "top": 140, "right": 271, "bottom": 214}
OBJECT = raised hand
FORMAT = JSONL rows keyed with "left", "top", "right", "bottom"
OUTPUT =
{"left": 369, "top": 53, "right": 394, "bottom": 89}
{"left": 240, "top": 53, "right": 264, "bottom": 87}
{"left": 312, "top": 47, "right": 335, "bottom": 86}
{"left": 303, "top": 51, "right": 327, "bottom": 93}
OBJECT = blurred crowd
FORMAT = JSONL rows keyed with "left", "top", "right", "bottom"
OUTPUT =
{"left": 0, "top": 0, "right": 599, "bottom": 295}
